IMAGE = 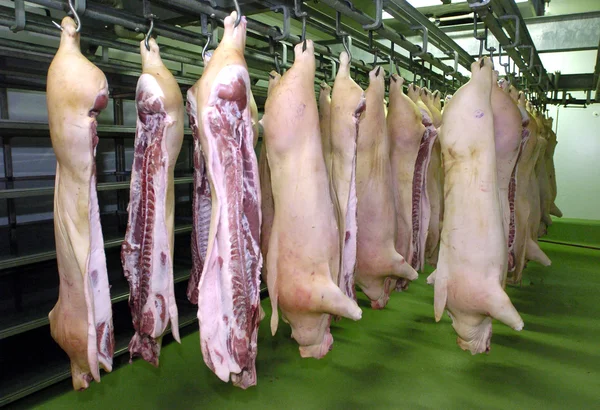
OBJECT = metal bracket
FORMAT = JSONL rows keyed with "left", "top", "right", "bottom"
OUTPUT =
{"left": 445, "top": 50, "right": 458, "bottom": 76}
{"left": 74, "top": 0, "right": 86, "bottom": 17}
{"left": 335, "top": 10, "right": 347, "bottom": 37}
{"left": 472, "top": 13, "right": 487, "bottom": 58}
{"left": 323, "top": 55, "right": 337, "bottom": 81}
{"left": 530, "top": 65, "right": 544, "bottom": 86}
{"left": 293, "top": 0, "right": 307, "bottom": 18}
{"left": 362, "top": 0, "right": 383, "bottom": 31}
{"left": 270, "top": 5, "right": 291, "bottom": 42}
{"left": 467, "top": 0, "right": 492, "bottom": 15}
{"left": 142, "top": 0, "right": 152, "bottom": 19}
{"left": 498, "top": 44, "right": 512, "bottom": 76}
{"left": 367, "top": 30, "right": 380, "bottom": 66}
{"left": 73, "top": 0, "right": 86, "bottom": 16}
{"left": 483, "top": 27, "right": 495, "bottom": 58}
{"left": 519, "top": 45, "right": 535, "bottom": 72}
{"left": 10, "top": 0, "right": 25, "bottom": 33}
{"left": 389, "top": 42, "right": 396, "bottom": 75}
{"left": 269, "top": 38, "right": 281, "bottom": 73}
{"left": 201, "top": 14, "right": 219, "bottom": 48}
{"left": 498, "top": 15, "right": 520, "bottom": 49}
{"left": 411, "top": 24, "right": 428, "bottom": 58}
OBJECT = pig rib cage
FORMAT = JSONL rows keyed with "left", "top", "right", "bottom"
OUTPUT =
{"left": 0, "top": 0, "right": 579, "bottom": 407}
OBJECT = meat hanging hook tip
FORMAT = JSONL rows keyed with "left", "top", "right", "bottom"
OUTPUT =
{"left": 342, "top": 35, "right": 352, "bottom": 62}
{"left": 202, "top": 33, "right": 212, "bottom": 62}
{"left": 233, "top": 0, "right": 242, "bottom": 28}
{"left": 68, "top": 0, "right": 81, "bottom": 33}
{"left": 301, "top": 15, "right": 307, "bottom": 52}
{"left": 144, "top": 16, "right": 154, "bottom": 51}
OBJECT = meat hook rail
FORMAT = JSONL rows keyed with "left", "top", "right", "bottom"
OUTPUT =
{"left": 144, "top": 16, "right": 154, "bottom": 51}
{"left": 142, "top": 0, "right": 155, "bottom": 51}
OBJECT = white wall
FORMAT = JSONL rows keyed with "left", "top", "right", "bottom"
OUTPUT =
{"left": 547, "top": 103, "right": 600, "bottom": 220}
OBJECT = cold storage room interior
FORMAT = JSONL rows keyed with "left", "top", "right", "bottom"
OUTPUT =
{"left": 0, "top": 0, "right": 599, "bottom": 408}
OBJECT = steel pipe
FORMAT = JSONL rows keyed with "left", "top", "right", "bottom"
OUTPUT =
{"left": 385, "top": 0, "right": 474, "bottom": 70}
{"left": 317, "top": 0, "right": 462, "bottom": 79}
{"left": 27, "top": 0, "right": 206, "bottom": 46}
{"left": 152, "top": 0, "right": 371, "bottom": 74}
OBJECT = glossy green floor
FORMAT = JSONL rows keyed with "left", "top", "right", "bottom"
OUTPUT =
{"left": 16, "top": 240, "right": 600, "bottom": 409}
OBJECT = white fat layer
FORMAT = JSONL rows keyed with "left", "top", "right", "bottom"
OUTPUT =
{"left": 86, "top": 137, "right": 112, "bottom": 379}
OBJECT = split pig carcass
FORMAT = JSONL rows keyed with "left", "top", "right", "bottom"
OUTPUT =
{"left": 262, "top": 40, "right": 361, "bottom": 359}
{"left": 355, "top": 68, "right": 418, "bottom": 309}
{"left": 47, "top": 16, "right": 114, "bottom": 390}
{"left": 186, "top": 12, "right": 262, "bottom": 388}
{"left": 428, "top": 57, "right": 524, "bottom": 354}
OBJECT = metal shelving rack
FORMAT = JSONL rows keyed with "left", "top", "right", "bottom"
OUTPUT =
{"left": 0, "top": 0, "right": 597, "bottom": 407}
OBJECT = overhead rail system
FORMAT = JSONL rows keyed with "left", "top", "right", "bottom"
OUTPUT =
{"left": 0, "top": 1, "right": 595, "bottom": 102}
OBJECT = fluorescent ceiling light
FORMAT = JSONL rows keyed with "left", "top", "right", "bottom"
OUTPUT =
{"left": 381, "top": 0, "right": 529, "bottom": 13}
{"left": 382, "top": 0, "right": 529, "bottom": 18}
{"left": 406, "top": 0, "right": 444, "bottom": 7}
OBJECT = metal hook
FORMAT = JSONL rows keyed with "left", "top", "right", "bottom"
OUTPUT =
{"left": 342, "top": 35, "right": 352, "bottom": 62}
{"left": 269, "top": 38, "right": 283, "bottom": 74}
{"left": 301, "top": 16, "right": 307, "bottom": 52}
{"left": 233, "top": 0, "right": 242, "bottom": 28}
{"left": 274, "top": 53, "right": 281, "bottom": 74}
{"left": 52, "top": 0, "right": 81, "bottom": 32}
{"left": 499, "top": 15, "right": 520, "bottom": 49}
{"left": 144, "top": 16, "right": 154, "bottom": 51}
{"left": 202, "top": 33, "right": 212, "bottom": 61}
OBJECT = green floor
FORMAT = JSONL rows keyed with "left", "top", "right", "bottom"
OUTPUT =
{"left": 16, "top": 241, "right": 600, "bottom": 409}
{"left": 543, "top": 217, "right": 600, "bottom": 248}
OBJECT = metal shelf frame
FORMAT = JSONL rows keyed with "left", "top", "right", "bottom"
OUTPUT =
{"left": 0, "top": 224, "right": 193, "bottom": 271}
{"left": 0, "top": 265, "right": 192, "bottom": 340}
{"left": 384, "top": 0, "right": 474, "bottom": 72}
{"left": 0, "top": 286, "right": 200, "bottom": 408}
